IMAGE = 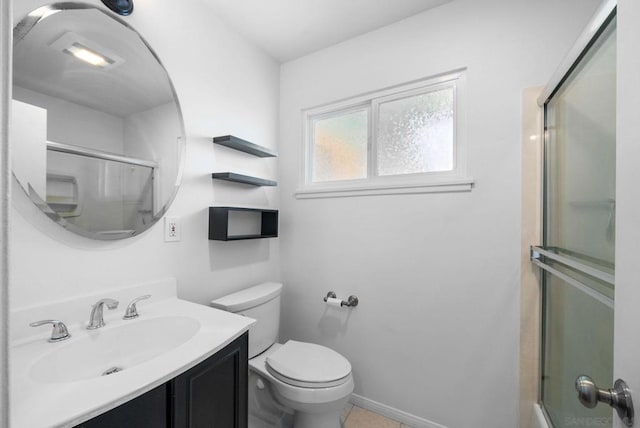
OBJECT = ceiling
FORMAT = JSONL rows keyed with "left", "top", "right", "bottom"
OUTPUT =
{"left": 13, "top": 8, "right": 175, "bottom": 117}
{"left": 203, "top": 0, "right": 453, "bottom": 62}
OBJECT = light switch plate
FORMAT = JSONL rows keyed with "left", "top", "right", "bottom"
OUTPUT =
{"left": 164, "top": 216, "right": 180, "bottom": 242}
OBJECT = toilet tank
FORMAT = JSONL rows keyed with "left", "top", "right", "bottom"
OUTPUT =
{"left": 210, "top": 282, "right": 282, "bottom": 358}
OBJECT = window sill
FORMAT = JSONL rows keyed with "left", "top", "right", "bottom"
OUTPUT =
{"left": 294, "top": 178, "right": 474, "bottom": 199}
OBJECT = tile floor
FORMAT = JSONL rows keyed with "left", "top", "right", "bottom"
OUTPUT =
{"left": 342, "top": 404, "right": 412, "bottom": 428}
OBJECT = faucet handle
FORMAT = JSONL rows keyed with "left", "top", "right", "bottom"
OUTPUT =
{"left": 30, "top": 320, "right": 71, "bottom": 342}
{"left": 123, "top": 295, "right": 151, "bottom": 320}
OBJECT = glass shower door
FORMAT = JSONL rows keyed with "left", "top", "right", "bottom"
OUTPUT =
{"left": 538, "top": 13, "right": 617, "bottom": 428}
{"left": 46, "top": 149, "right": 155, "bottom": 235}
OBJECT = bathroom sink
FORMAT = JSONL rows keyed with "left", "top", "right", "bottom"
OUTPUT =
{"left": 30, "top": 316, "right": 200, "bottom": 383}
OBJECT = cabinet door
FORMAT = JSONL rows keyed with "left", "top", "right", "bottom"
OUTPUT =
{"left": 74, "top": 383, "right": 169, "bottom": 428}
{"left": 173, "top": 333, "right": 248, "bottom": 428}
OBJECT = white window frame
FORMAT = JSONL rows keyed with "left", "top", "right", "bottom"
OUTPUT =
{"left": 297, "top": 69, "right": 473, "bottom": 199}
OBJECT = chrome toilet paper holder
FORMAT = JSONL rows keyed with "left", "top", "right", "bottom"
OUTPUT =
{"left": 323, "top": 291, "right": 359, "bottom": 307}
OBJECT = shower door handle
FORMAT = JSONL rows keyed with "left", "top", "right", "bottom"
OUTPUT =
{"left": 575, "top": 375, "right": 634, "bottom": 427}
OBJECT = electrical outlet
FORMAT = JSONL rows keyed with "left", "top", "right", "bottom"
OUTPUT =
{"left": 164, "top": 216, "right": 180, "bottom": 242}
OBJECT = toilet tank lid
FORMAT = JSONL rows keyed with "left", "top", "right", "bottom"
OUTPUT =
{"left": 210, "top": 282, "right": 283, "bottom": 312}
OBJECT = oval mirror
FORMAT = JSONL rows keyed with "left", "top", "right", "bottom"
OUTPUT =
{"left": 12, "top": 3, "right": 185, "bottom": 240}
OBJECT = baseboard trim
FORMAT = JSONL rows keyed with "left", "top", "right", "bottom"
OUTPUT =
{"left": 349, "top": 394, "right": 448, "bottom": 428}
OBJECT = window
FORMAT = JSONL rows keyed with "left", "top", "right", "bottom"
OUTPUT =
{"left": 299, "top": 70, "right": 472, "bottom": 198}
{"left": 311, "top": 107, "right": 369, "bottom": 182}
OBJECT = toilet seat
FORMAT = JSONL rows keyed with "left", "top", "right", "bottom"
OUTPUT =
{"left": 265, "top": 340, "right": 351, "bottom": 388}
{"left": 250, "top": 342, "right": 355, "bottom": 406}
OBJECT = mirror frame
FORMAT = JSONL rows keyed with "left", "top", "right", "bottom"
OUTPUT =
{"left": 13, "top": 2, "right": 186, "bottom": 240}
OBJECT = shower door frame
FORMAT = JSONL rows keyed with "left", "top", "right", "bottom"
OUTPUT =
{"left": 531, "top": 2, "right": 640, "bottom": 427}
{"left": 533, "top": 4, "right": 640, "bottom": 427}
{"left": 535, "top": 0, "right": 618, "bottom": 426}
{"left": 611, "top": 1, "right": 640, "bottom": 427}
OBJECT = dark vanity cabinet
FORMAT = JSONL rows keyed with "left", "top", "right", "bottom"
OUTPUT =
{"left": 173, "top": 332, "right": 248, "bottom": 428}
{"left": 76, "top": 383, "right": 170, "bottom": 428}
{"left": 74, "top": 333, "right": 248, "bottom": 428}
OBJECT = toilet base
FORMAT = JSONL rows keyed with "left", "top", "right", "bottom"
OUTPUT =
{"left": 248, "top": 369, "right": 350, "bottom": 428}
{"left": 249, "top": 414, "right": 276, "bottom": 428}
{"left": 292, "top": 410, "right": 343, "bottom": 428}
{"left": 275, "top": 393, "right": 350, "bottom": 428}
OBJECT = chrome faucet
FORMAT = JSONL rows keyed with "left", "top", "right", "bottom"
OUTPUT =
{"left": 87, "top": 298, "right": 119, "bottom": 329}
{"left": 30, "top": 319, "right": 71, "bottom": 342}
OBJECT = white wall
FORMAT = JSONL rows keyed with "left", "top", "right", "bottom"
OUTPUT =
{"left": 10, "top": 0, "right": 280, "bottom": 311}
{"left": 278, "top": 1, "right": 599, "bottom": 427}
{"left": 13, "top": 86, "right": 125, "bottom": 153}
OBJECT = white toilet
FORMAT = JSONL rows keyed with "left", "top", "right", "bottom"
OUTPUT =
{"left": 211, "top": 282, "right": 354, "bottom": 428}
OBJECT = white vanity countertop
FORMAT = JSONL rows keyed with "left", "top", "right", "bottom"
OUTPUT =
{"left": 10, "top": 280, "right": 254, "bottom": 428}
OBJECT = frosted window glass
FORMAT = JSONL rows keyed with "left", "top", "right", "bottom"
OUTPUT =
{"left": 312, "top": 109, "right": 368, "bottom": 182}
{"left": 377, "top": 88, "right": 454, "bottom": 176}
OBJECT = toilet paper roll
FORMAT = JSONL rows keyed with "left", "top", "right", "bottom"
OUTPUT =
{"left": 326, "top": 297, "right": 343, "bottom": 307}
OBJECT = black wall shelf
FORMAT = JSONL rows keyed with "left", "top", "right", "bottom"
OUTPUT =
{"left": 213, "top": 135, "right": 277, "bottom": 158}
{"left": 211, "top": 172, "right": 277, "bottom": 187}
{"left": 209, "top": 207, "right": 278, "bottom": 241}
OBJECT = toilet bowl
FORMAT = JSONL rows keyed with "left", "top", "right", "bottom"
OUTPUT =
{"left": 252, "top": 342, "right": 354, "bottom": 428}
{"left": 211, "top": 282, "right": 354, "bottom": 428}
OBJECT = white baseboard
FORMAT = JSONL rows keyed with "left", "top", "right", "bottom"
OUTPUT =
{"left": 349, "top": 394, "right": 448, "bottom": 428}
